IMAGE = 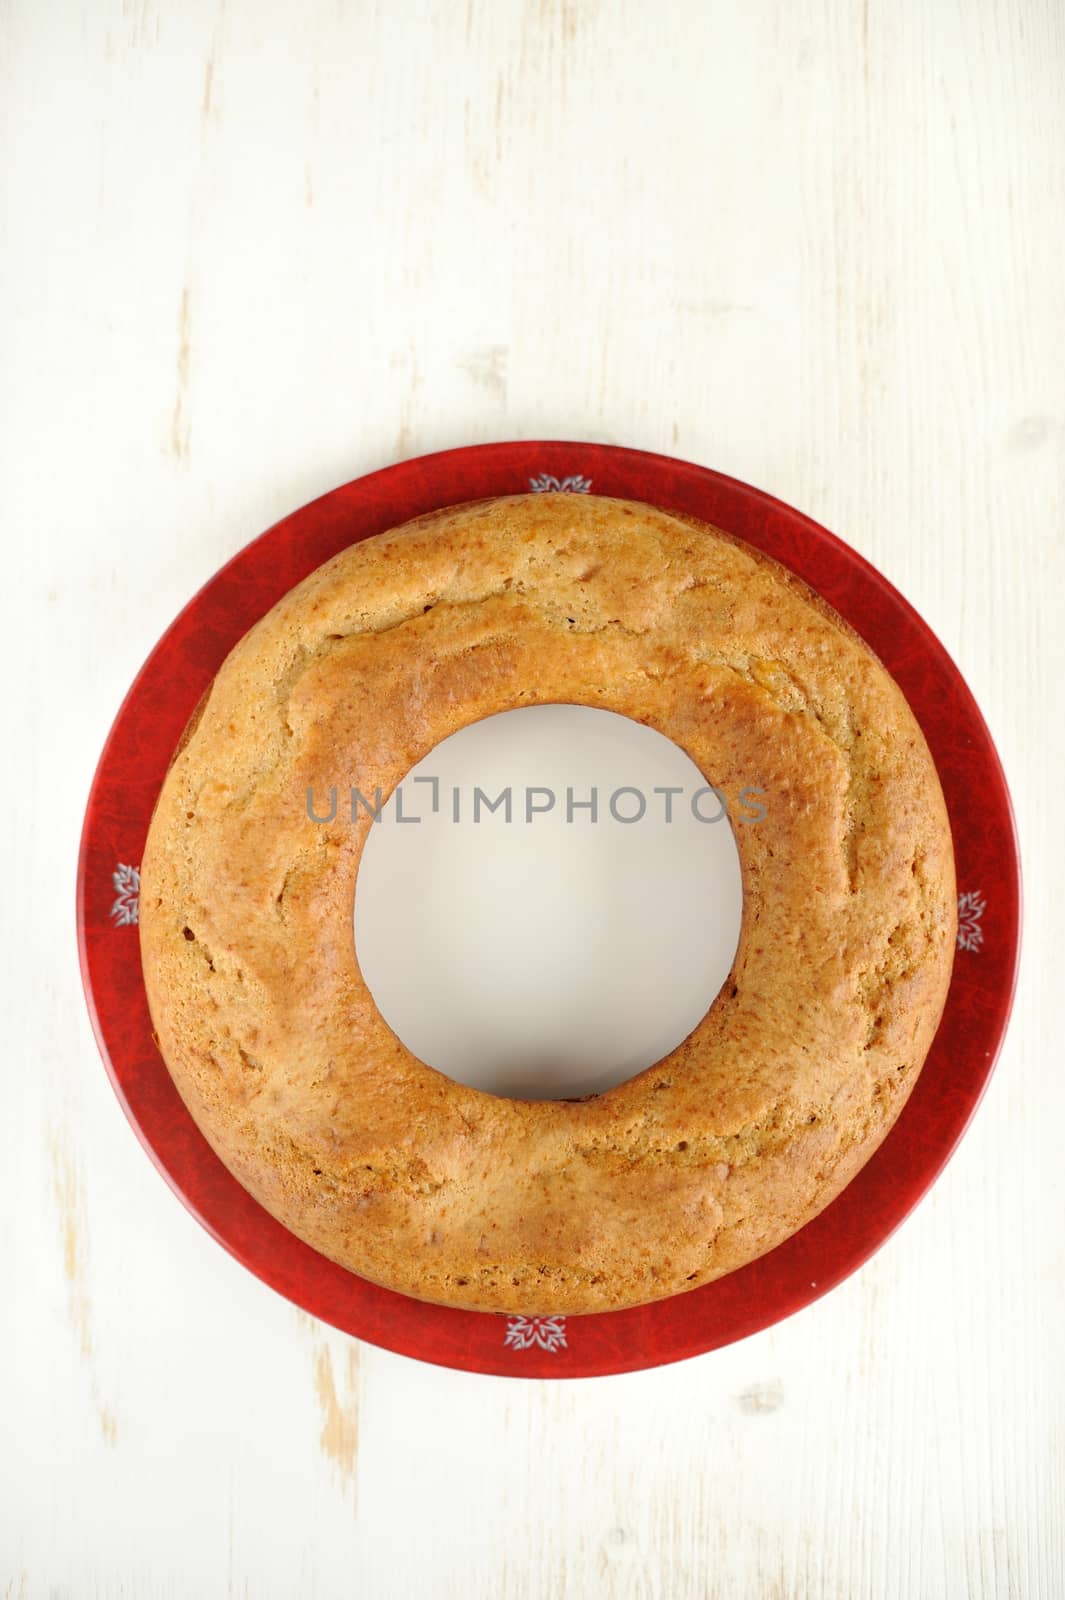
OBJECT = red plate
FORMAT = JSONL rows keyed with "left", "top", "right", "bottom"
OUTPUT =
{"left": 77, "top": 442, "right": 1021, "bottom": 1377}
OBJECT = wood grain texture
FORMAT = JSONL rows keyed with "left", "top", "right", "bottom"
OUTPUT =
{"left": 1, "top": 0, "right": 1062, "bottom": 1595}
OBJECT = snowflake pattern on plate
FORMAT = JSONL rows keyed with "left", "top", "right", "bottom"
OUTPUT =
{"left": 528, "top": 473, "right": 592, "bottom": 494}
{"left": 110, "top": 863, "right": 141, "bottom": 927}
{"left": 503, "top": 1315, "right": 568, "bottom": 1353}
{"left": 957, "top": 890, "right": 985, "bottom": 953}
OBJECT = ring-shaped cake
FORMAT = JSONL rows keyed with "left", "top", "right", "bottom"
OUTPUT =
{"left": 140, "top": 494, "right": 956, "bottom": 1315}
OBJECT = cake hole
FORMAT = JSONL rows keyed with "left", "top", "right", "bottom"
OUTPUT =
{"left": 354, "top": 705, "right": 744, "bottom": 1101}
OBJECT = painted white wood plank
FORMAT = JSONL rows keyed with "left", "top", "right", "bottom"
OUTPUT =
{"left": 1, "top": 0, "right": 1062, "bottom": 1595}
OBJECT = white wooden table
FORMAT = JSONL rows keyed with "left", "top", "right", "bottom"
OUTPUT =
{"left": 3, "top": 2, "right": 1062, "bottom": 1594}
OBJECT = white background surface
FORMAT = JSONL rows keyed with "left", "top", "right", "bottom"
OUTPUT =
{"left": 355, "top": 704, "right": 746, "bottom": 1101}
{"left": 2, "top": 1, "right": 1062, "bottom": 1595}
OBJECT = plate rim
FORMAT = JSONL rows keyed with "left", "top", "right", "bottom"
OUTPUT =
{"left": 76, "top": 440, "right": 1022, "bottom": 1378}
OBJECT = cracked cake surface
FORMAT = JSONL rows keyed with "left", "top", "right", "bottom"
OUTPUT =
{"left": 139, "top": 493, "right": 956, "bottom": 1314}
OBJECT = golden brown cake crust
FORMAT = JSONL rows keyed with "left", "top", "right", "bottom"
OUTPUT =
{"left": 139, "top": 494, "right": 957, "bottom": 1315}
